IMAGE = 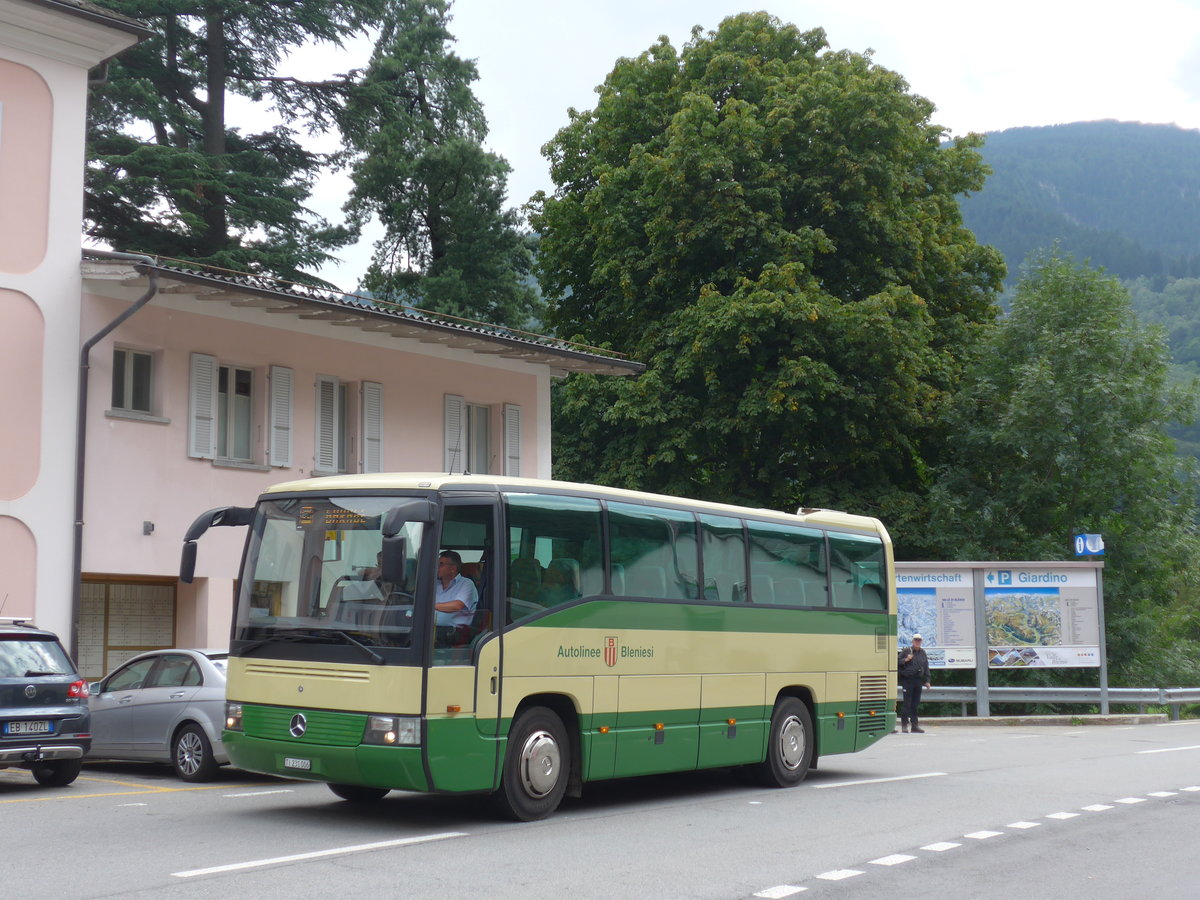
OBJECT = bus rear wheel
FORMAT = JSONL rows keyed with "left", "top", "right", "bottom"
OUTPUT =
{"left": 757, "top": 697, "right": 813, "bottom": 787}
{"left": 494, "top": 706, "right": 569, "bottom": 821}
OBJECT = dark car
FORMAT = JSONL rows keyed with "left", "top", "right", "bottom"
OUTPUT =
{"left": 0, "top": 618, "right": 91, "bottom": 786}
{"left": 88, "top": 648, "right": 229, "bottom": 782}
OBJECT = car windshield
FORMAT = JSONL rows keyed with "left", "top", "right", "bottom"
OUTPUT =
{"left": 0, "top": 636, "right": 74, "bottom": 678}
{"left": 233, "top": 496, "right": 427, "bottom": 654}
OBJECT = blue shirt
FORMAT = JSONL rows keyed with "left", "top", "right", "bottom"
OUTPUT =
{"left": 435, "top": 574, "right": 478, "bottom": 627}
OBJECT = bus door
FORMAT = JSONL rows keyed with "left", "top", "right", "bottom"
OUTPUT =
{"left": 424, "top": 497, "right": 502, "bottom": 792}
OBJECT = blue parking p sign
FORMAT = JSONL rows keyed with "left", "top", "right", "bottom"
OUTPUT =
{"left": 1074, "top": 533, "right": 1104, "bottom": 556}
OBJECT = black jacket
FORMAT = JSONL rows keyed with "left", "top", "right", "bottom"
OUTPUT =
{"left": 898, "top": 645, "right": 930, "bottom": 682}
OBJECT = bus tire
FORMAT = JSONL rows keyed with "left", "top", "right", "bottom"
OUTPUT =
{"left": 757, "top": 697, "right": 813, "bottom": 787}
{"left": 494, "top": 706, "right": 569, "bottom": 821}
{"left": 328, "top": 783, "right": 390, "bottom": 802}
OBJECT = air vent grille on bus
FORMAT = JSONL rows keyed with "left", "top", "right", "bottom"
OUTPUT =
{"left": 876, "top": 628, "right": 888, "bottom": 652}
{"left": 857, "top": 674, "right": 890, "bottom": 733}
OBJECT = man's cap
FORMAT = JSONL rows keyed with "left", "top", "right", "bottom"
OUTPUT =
{"left": 912, "top": 634, "right": 922, "bottom": 640}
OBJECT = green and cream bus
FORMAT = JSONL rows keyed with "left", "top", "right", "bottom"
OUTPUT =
{"left": 181, "top": 474, "right": 896, "bottom": 820}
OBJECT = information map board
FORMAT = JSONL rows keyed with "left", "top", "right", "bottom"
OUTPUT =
{"left": 895, "top": 562, "right": 1103, "bottom": 669}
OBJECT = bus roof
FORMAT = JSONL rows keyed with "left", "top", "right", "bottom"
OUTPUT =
{"left": 261, "top": 472, "right": 889, "bottom": 537}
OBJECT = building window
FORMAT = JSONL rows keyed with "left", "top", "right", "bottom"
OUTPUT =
{"left": 189, "top": 352, "right": 264, "bottom": 464}
{"left": 112, "top": 348, "right": 153, "bottom": 413}
{"left": 445, "top": 396, "right": 521, "bottom": 475}
{"left": 218, "top": 365, "right": 253, "bottom": 461}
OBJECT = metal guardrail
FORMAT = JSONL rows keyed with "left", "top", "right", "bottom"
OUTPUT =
{"left": 911, "top": 686, "right": 1200, "bottom": 720}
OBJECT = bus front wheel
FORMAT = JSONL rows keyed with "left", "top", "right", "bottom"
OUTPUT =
{"left": 494, "top": 706, "right": 569, "bottom": 821}
{"left": 758, "top": 697, "right": 813, "bottom": 787}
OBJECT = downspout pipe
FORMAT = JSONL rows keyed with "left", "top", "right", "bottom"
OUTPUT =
{"left": 70, "top": 249, "right": 159, "bottom": 660}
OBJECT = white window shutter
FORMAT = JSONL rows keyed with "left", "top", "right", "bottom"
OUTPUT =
{"left": 503, "top": 403, "right": 521, "bottom": 476}
{"left": 315, "top": 375, "right": 339, "bottom": 472}
{"left": 361, "top": 381, "right": 383, "bottom": 473}
{"left": 188, "top": 352, "right": 218, "bottom": 459}
{"left": 444, "top": 394, "right": 465, "bottom": 473}
{"left": 268, "top": 366, "right": 293, "bottom": 467}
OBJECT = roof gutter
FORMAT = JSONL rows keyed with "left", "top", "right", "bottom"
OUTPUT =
{"left": 70, "top": 249, "right": 159, "bottom": 660}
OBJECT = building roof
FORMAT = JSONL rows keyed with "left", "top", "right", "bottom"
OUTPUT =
{"left": 81, "top": 253, "right": 644, "bottom": 378}
{"left": 16, "top": 0, "right": 153, "bottom": 38}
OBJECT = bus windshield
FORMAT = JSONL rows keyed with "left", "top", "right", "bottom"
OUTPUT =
{"left": 234, "top": 496, "right": 427, "bottom": 656}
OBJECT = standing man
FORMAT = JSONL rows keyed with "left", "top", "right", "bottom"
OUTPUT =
{"left": 898, "top": 634, "right": 932, "bottom": 733}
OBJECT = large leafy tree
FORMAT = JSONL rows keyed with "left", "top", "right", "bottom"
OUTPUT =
{"left": 531, "top": 13, "right": 1004, "bottom": 520}
{"left": 86, "top": 0, "right": 384, "bottom": 282}
{"left": 339, "top": 0, "right": 540, "bottom": 326}
{"left": 927, "top": 251, "right": 1200, "bottom": 682}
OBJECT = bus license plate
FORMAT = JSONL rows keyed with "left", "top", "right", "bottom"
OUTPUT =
{"left": 5, "top": 720, "right": 53, "bottom": 735}
{"left": 283, "top": 757, "right": 312, "bottom": 770}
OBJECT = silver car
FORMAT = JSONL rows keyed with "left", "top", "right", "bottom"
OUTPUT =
{"left": 88, "top": 649, "right": 228, "bottom": 782}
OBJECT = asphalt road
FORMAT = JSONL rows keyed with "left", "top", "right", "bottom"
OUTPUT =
{"left": 5, "top": 720, "right": 1199, "bottom": 899}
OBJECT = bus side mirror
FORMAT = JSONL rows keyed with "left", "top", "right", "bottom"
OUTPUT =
{"left": 179, "top": 505, "right": 254, "bottom": 584}
{"left": 379, "top": 499, "right": 435, "bottom": 586}
{"left": 180, "top": 541, "right": 199, "bottom": 584}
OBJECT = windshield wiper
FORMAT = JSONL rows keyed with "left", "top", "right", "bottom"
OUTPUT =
{"left": 322, "top": 630, "right": 385, "bottom": 665}
{"left": 236, "top": 629, "right": 320, "bottom": 657}
{"left": 236, "top": 628, "right": 384, "bottom": 664}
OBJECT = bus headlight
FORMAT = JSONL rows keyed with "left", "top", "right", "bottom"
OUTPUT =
{"left": 363, "top": 715, "right": 421, "bottom": 746}
{"left": 225, "top": 702, "right": 243, "bottom": 731}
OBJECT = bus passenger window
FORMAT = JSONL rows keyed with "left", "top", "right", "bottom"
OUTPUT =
{"left": 504, "top": 493, "right": 602, "bottom": 622}
{"left": 700, "top": 515, "right": 747, "bottom": 604}
{"left": 608, "top": 502, "right": 698, "bottom": 600}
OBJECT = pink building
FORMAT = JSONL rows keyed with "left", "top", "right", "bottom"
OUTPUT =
{"left": 0, "top": 0, "right": 640, "bottom": 677}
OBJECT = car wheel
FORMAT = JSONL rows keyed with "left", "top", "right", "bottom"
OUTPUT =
{"left": 493, "top": 706, "right": 569, "bottom": 821}
{"left": 328, "top": 783, "right": 390, "bottom": 802}
{"left": 31, "top": 758, "right": 83, "bottom": 787}
{"left": 173, "top": 724, "right": 220, "bottom": 782}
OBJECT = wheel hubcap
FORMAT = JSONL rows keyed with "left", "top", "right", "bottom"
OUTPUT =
{"left": 177, "top": 732, "right": 202, "bottom": 775}
{"left": 778, "top": 715, "right": 805, "bottom": 770}
{"left": 518, "top": 729, "right": 561, "bottom": 797}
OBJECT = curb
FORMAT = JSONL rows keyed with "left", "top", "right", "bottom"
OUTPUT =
{"left": 901, "top": 714, "right": 1168, "bottom": 727}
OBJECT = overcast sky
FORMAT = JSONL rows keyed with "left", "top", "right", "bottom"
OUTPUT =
{"left": 292, "top": 0, "right": 1200, "bottom": 288}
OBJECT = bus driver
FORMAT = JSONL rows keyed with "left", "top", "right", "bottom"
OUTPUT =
{"left": 435, "top": 550, "right": 478, "bottom": 643}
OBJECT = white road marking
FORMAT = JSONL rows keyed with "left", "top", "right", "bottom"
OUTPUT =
{"left": 965, "top": 830, "right": 1003, "bottom": 839}
{"left": 922, "top": 842, "right": 961, "bottom": 852}
{"left": 1047, "top": 812, "right": 1079, "bottom": 820}
{"left": 1082, "top": 804, "right": 1114, "bottom": 811}
{"left": 172, "top": 831, "right": 467, "bottom": 878}
{"left": 1007, "top": 821, "right": 1041, "bottom": 829}
{"left": 815, "top": 869, "right": 863, "bottom": 881}
{"left": 814, "top": 772, "right": 946, "bottom": 789}
{"left": 1138, "top": 744, "right": 1200, "bottom": 754}
{"left": 1115, "top": 797, "right": 1147, "bottom": 804}
{"left": 1181, "top": 786, "right": 1200, "bottom": 792}
{"left": 868, "top": 854, "right": 917, "bottom": 866}
{"left": 118, "top": 803, "right": 148, "bottom": 808}
{"left": 753, "top": 886, "right": 806, "bottom": 898}
{"left": 223, "top": 789, "right": 295, "bottom": 798}
{"left": 1148, "top": 791, "right": 1177, "bottom": 797}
